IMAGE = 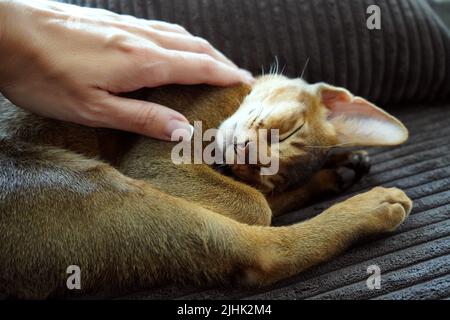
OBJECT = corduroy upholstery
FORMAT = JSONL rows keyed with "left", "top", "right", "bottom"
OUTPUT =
{"left": 61, "top": 0, "right": 450, "bottom": 105}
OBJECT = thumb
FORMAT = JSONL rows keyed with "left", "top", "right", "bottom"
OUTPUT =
{"left": 101, "top": 95, "right": 194, "bottom": 141}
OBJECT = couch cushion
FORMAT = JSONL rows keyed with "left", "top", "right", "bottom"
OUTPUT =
{"left": 61, "top": 0, "right": 450, "bottom": 105}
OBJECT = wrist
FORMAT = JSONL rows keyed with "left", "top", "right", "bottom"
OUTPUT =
{"left": 0, "top": 1, "right": 58, "bottom": 89}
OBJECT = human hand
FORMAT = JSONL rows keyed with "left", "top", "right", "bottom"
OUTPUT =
{"left": 0, "top": 0, "right": 253, "bottom": 140}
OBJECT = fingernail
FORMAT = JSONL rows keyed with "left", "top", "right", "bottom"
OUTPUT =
{"left": 240, "top": 69, "right": 255, "bottom": 84}
{"left": 165, "top": 119, "right": 194, "bottom": 141}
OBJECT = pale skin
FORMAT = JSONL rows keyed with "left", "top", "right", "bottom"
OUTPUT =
{"left": 0, "top": 0, "right": 253, "bottom": 140}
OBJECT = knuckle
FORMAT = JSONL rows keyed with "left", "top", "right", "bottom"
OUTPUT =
{"left": 141, "top": 26, "right": 160, "bottom": 39}
{"left": 147, "top": 20, "right": 160, "bottom": 27}
{"left": 173, "top": 23, "right": 187, "bottom": 33}
{"left": 77, "top": 102, "right": 105, "bottom": 127}
{"left": 105, "top": 33, "right": 133, "bottom": 52}
{"left": 105, "top": 33, "right": 147, "bottom": 58}
{"left": 134, "top": 103, "right": 159, "bottom": 131}
{"left": 142, "top": 55, "right": 171, "bottom": 85}
{"left": 98, "top": 8, "right": 119, "bottom": 18}
{"left": 199, "top": 54, "right": 217, "bottom": 74}
{"left": 122, "top": 14, "right": 136, "bottom": 21}
{"left": 195, "top": 37, "right": 213, "bottom": 52}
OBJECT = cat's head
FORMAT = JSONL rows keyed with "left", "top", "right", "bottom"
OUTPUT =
{"left": 216, "top": 75, "right": 408, "bottom": 193}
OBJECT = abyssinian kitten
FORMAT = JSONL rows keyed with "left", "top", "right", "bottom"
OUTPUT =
{"left": 0, "top": 75, "right": 412, "bottom": 299}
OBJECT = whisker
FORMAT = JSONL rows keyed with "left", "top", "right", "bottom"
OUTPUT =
{"left": 280, "top": 63, "right": 286, "bottom": 75}
{"left": 256, "top": 105, "right": 264, "bottom": 118}
{"left": 299, "top": 56, "right": 310, "bottom": 79}
{"left": 261, "top": 106, "right": 276, "bottom": 122}
{"left": 303, "top": 142, "right": 352, "bottom": 149}
{"left": 249, "top": 105, "right": 264, "bottom": 128}
{"left": 269, "top": 56, "right": 280, "bottom": 75}
{"left": 215, "top": 164, "right": 228, "bottom": 168}
{"left": 275, "top": 56, "right": 279, "bottom": 75}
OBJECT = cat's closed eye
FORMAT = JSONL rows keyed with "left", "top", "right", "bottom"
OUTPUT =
{"left": 279, "top": 122, "right": 305, "bottom": 142}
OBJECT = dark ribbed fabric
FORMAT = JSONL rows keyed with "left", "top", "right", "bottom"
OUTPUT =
{"left": 61, "top": 0, "right": 450, "bottom": 105}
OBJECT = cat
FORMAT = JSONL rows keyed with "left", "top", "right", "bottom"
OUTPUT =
{"left": 0, "top": 75, "right": 412, "bottom": 298}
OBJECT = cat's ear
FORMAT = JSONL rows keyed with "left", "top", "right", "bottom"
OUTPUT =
{"left": 316, "top": 83, "right": 408, "bottom": 147}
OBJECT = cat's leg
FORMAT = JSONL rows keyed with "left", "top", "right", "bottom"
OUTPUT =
{"left": 268, "top": 150, "right": 371, "bottom": 215}
{"left": 0, "top": 139, "right": 411, "bottom": 297}
{"left": 240, "top": 186, "right": 412, "bottom": 285}
{"left": 119, "top": 138, "right": 273, "bottom": 226}
{"left": 0, "top": 139, "right": 275, "bottom": 298}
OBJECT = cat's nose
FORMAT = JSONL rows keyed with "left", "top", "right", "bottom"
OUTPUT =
{"left": 233, "top": 139, "right": 250, "bottom": 153}
{"left": 233, "top": 139, "right": 251, "bottom": 164}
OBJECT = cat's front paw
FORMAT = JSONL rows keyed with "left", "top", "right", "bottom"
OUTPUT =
{"left": 338, "top": 187, "right": 413, "bottom": 232}
{"left": 346, "top": 150, "right": 371, "bottom": 181}
{"left": 326, "top": 150, "right": 371, "bottom": 192}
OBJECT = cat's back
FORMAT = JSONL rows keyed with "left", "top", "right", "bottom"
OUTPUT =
{"left": 0, "top": 95, "right": 121, "bottom": 161}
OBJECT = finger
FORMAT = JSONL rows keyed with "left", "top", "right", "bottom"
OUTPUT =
{"left": 99, "top": 95, "right": 194, "bottom": 141}
{"left": 147, "top": 50, "right": 253, "bottom": 86}
{"left": 150, "top": 31, "right": 238, "bottom": 69}
{"left": 112, "top": 16, "right": 191, "bottom": 36}
{"left": 116, "top": 23, "right": 238, "bottom": 69}
{"left": 147, "top": 20, "right": 192, "bottom": 35}
{"left": 98, "top": 19, "right": 237, "bottom": 69}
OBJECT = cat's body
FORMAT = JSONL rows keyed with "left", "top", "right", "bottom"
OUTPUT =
{"left": 0, "top": 76, "right": 412, "bottom": 299}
